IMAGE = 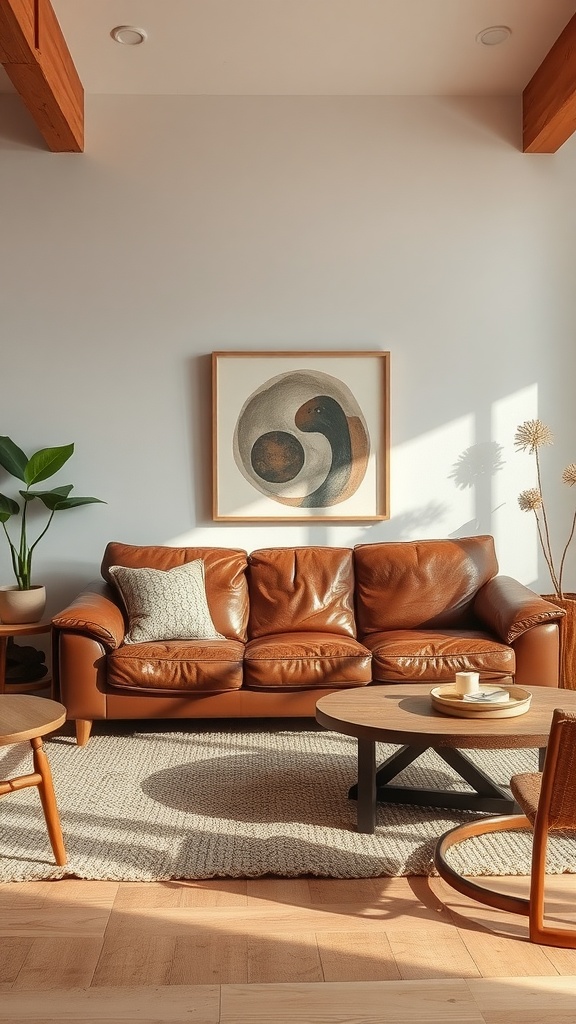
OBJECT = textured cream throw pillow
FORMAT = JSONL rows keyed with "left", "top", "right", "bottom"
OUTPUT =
{"left": 109, "top": 560, "right": 225, "bottom": 644}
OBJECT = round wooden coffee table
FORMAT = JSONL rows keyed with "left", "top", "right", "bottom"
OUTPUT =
{"left": 0, "top": 694, "right": 67, "bottom": 864}
{"left": 316, "top": 683, "right": 576, "bottom": 834}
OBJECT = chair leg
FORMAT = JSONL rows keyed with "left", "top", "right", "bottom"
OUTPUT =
{"left": 436, "top": 814, "right": 576, "bottom": 948}
{"left": 434, "top": 814, "right": 532, "bottom": 917}
{"left": 528, "top": 823, "right": 576, "bottom": 948}
{"left": 75, "top": 719, "right": 92, "bottom": 746}
{"left": 30, "top": 737, "right": 67, "bottom": 866}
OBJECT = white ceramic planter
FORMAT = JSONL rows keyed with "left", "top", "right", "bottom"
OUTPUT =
{"left": 0, "top": 585, "right": 47, "bottom": 624}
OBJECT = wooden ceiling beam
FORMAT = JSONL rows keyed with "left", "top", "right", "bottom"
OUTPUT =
{"left": 0, "top": 0, "right": 83, "bottom": 152}
{"left": 523, "top": 12, "right": 576, "bottom": 153}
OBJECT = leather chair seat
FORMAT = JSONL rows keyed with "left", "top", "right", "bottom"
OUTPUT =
{"left": 244, "top": 632, "right": 372, "bottom": 690}
{"left": 365, "top": 628, "right": 515, "bottom": 683}
{"left": 107, "top": 638, "right": 245, "bottom": 693}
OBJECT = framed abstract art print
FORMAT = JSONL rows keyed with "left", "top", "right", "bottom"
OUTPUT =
{"left": 212, "top": 350, "right": 390, "bottom": 522}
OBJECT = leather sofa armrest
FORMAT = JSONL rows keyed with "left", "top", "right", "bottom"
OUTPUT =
{"left": 51, "top": 580, "right": 125, "bottom": 650}
{"left": 473, "top": 575, "right": 565, "bottom": 644}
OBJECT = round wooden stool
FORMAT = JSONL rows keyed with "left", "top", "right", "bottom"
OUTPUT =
{"left": 0, "top": 694, "right": 67, "bottom": 865}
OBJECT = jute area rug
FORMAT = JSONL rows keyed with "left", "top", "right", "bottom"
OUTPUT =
{"left": 1, "top": 722, "right": 575, "bottom": 883}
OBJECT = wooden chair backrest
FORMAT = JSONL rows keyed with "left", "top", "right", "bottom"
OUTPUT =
{"left": 539, "top": 708, "right": 576, "bottom": 831}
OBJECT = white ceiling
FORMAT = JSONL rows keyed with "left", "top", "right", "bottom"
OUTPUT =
{"left": 2, "top": 0, "right": 576, "bottom": 96}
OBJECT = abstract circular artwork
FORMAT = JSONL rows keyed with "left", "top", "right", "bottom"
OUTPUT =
{"left": 233, "top": 370, "right": 370, "bottom": 508}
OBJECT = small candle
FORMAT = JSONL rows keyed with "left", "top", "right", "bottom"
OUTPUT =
{"left": 454, "top": 671, "right": 480, "bottom": 696}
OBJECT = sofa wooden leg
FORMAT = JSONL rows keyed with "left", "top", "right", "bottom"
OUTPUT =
{"left": 75, "top": 719, "right": 92, "bottom": 746}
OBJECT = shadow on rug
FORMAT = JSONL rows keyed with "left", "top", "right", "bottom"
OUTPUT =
{"left": 1, "top": 724, "right": 574, "bottom": 882}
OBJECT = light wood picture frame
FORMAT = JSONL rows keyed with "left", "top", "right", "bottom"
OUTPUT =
{"left": 212, "top": 350, "right": 390, "bottom": 522}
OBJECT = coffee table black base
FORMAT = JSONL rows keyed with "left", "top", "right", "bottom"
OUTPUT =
{"left": 348, "top": 740, "right": 545, "bottom": 834}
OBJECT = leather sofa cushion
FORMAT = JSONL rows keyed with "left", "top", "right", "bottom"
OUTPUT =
{"left": 101, "top": 543, "right": 249, "bottom": 642}
{"left": 248, "top": 546, "right": 357, "bottom": 639}
{"left": 354, "top": 536, "right": 499, "bottom": 635}
{"left": 244, "top": 632, "right": 371, "bottom": 690}
{"left": 107, "top": 639, "right": 244, "bottom": 693}
{"left": 365, "top": 629, "right": 515, "bottom": 683}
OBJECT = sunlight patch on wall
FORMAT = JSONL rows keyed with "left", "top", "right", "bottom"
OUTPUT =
{"left": 492, "top": 384, "right": 539, "bottom": 585}
{"left": 393, "top": 416, "right": 475, "bottom": 539}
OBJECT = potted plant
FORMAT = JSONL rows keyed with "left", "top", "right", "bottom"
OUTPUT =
{"left": 0, "top": 436, "right": 104, "bottom": 624}
{"left": 515, "top": 419, "right": 576, "bottom": 688}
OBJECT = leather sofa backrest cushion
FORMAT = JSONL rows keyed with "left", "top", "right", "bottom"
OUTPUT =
{"left": 101, "top": 543, "right": 249, "bottom": 642}
{"left": 354, "top": 535, "right": 499, "bottom": 635}
{"left": 248, "top": 546, "right": 357, "bottom": 639}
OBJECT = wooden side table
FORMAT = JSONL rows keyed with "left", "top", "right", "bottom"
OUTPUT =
{"left": 0, "top": 694, "right": 67, "bottom": 865}
{"left": 0, "top": 621, "right": 52, "bottom": 695}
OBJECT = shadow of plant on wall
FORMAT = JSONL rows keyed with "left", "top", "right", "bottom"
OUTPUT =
{"left": 393, "top": 502, "right": 449, "bottom": 540}
{"left": 450, "top": 441, "right": 505, "bottom": 490}
{"left": 449, "top": 441, "right": 505, "bottom": 536}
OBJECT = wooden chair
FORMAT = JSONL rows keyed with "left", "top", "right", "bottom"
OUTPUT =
{"left": 434, "top": 707, "right": 576, "bottom": 947}
{"left": 0, "top": 695, "right": 67, "bottom": 866}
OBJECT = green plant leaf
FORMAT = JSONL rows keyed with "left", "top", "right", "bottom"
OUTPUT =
{"left": 23, "top": 485, "right": 74, "bottom": 504}
{"left": 49, "top": 485, "right": 74, "bottom": 496}
{"left": 55, "top": 495, "right": 105, "bottom": 510}
{"left": 24, "top": 444, "right": 74, "bottom": 485}
{"left": 0, "top": 437, "right": 28, "bottom": 481}
{"left": 0, "top": 440, "right": 105, "bottom": 590}
{"left": 43, "top": 494, "right": 105, "bottom": 511}
{"left": 0, "top": 492, "right": 20, "bottom": 522}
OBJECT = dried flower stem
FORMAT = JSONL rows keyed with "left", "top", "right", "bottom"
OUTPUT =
{"left": 534, "top": 446, "right": 561, "bottom": 595}
{"left": 532, "top": 510, "right": 560, "bottom": 596}
{"left": 558, "top": 510, "right": 576, "bottom": 599}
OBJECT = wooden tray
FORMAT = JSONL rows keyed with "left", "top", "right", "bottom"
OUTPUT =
{"left": 430, "top": 683, "right": 532, "bottom": 719}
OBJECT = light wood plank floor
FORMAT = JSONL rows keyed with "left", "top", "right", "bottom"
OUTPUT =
{"left": 1, "top": 873, "right": 575, "bottom": 1021}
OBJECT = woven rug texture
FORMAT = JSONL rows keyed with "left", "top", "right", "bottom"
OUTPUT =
{"left": 1, "top": 724, "right": 575, "bottom": 882}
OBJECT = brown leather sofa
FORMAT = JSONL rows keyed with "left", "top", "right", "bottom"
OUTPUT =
{"left": 52, "top": 535, "right": 565, "bottom": 745}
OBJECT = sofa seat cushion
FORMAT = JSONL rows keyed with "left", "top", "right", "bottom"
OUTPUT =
{"left": 365, "top": 629, "right": 515, "bottom": 683}
{"left": 244, "top": 632, "right": 372, "bottom": 690}
{"left": 107, "top": 639, "right": 244, "bottom": 693}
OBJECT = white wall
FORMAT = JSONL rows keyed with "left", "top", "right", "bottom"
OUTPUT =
{"left": 1, "top": 94, "right": 575, "bottom": 614}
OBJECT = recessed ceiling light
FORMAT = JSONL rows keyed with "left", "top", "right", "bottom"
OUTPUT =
{"left": 476, "top": 25, "right": 512, "bottom": 46}
{"left": 111, "top": 25, "right": 147, "bottom": 46}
